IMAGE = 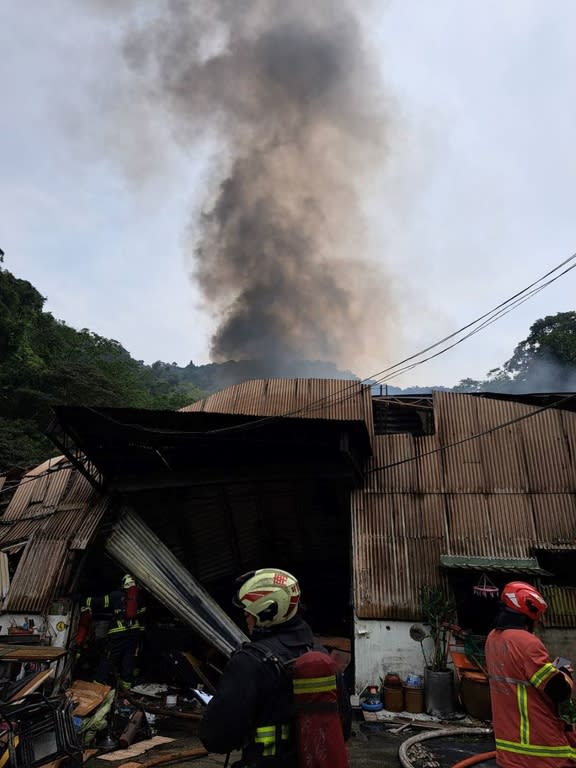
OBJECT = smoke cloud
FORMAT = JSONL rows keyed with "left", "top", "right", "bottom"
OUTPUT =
{"left": 123, "top": 1, "right": 394, "bottom": 370}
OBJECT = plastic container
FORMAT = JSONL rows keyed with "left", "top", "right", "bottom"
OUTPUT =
{"left": 384, "top": 673, "right": 402, "bottom": 688}
{"left": 165, "top": 695, "right": 178, "bottom": 708}
{"left": 383, "top": 686, "right": 404, "bottom": 712}
{"left": 361, "top": 685, "right": 383, "bottom": 712}
{"left": 405, "top": 674, "right": 423, "bottom": 688}
{"left": 403, "top": 684, "right": 424, "bottom": 713}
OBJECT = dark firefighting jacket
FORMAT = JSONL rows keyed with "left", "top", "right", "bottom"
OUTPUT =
{"left": 83, "top": 589, "right": 146, "bottom": 636}
{"left": 199, "top": 615, "right": 351, "bottom": 768}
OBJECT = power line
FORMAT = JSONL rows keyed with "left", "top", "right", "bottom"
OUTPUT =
{"left": 366, "top": 392, "right": 576, "bottom": 475}
{"left": 204, "top": 251, "right": 576, "bottom": 434}
{"left": 64, "top": 250, "right": 576, "bottom": 441}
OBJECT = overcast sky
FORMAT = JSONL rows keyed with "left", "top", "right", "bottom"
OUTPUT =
{"left": 2, "top": 1, "right": 576, "bottom": 387}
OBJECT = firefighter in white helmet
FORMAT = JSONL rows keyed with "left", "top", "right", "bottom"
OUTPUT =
{"left": 199, "top": 568, "right": 351, "bottom": 768}
{"left": 82, "top": 573, "right": 145, "bottom": 691}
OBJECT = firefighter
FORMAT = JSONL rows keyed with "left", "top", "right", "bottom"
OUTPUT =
{"left": 83, "top": 573, "right": 146, "bottom": 691}
{"left": 199, "top": 568, "right": 351, "bottom": 768}
{"left": 485, "top": 580, "right": 575, "bottom": 767}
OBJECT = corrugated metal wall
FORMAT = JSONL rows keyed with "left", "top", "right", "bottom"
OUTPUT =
{"left": 0, "top": 457, "right": 111, "bottom": 613}
{"left": 353, "top": 392, "right": 576, "bottom": 619}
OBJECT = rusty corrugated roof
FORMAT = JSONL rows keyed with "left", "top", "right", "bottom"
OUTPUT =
{"left": 182, "top": 378, "right": 374, "bottom": 432}
{"left": 3, "top": 539, "right": 69, "bottom": 614}
{"left": 354, "top": 391, "right": 576, "bottom": 619}
{"left": 0, "top": 457, "right": 111, "bottom": 612}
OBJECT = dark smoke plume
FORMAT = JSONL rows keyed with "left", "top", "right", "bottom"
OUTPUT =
{"left": 124, "top": 1, "right": 392, "bottom": 370}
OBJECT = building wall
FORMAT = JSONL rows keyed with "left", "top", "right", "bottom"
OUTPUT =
{"left": 354, "top": 619, "right": 576, "bottom": 694}
{"left": 539, "top": 628, "right": 576, "bottom": 665}
{"left": 353, "top": 616, "right": 433, "bottom": 693}
{"left": 352, "top": 392, "right": 576, "bottom": 621}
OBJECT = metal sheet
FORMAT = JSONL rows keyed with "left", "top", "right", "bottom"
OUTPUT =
{"left": 352, "top": 491, "right": 445, "bottom": 619}
{"left": 106, "top": 509, "right": 247, "bottom": 657}
{"left": 435, "top": 392, "right": 485, "bottom": 492}
{"left": 2, "top": 539, "right": 68, "bottom": 613}
{"left": 541, "top": 586, "right": 576, "bottom": 628}
{"left": 182, "top": 378, "right": 373, "bottom": 431}
{"left": 353, "top": 392, "right": 576, "bottom": 619}
{"left": 0, "top": 461, "right": 111, "bottom": 611}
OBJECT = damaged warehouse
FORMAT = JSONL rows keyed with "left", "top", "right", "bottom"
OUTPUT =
{"left": 1, "top": 378, "right": 576, "bottom": 708}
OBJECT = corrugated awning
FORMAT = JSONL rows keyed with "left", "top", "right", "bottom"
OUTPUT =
{"left": 440, "top": 555, "right": 551, "bottom": 575}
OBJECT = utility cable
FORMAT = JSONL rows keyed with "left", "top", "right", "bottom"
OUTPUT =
{"left": 366, "top": 392, "right": 576, "bottom": 475}
{"left": 203, "top": 252, "right": 576, "bottom": 434}
{"left": 56, "top": 251, "right": 576, "bottom": 442}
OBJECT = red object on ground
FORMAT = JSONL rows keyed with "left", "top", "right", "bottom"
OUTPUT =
{"left": 451, "top": 752, "right": 497, "bottom": 768}
{"left": 292, "top": 651, "right": 348, "bottom": 768}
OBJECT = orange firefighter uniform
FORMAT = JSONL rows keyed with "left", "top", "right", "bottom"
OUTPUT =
{"left": 486, "top": 607, "right": 575, "bottom": 767}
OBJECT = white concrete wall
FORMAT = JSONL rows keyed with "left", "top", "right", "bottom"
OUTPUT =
{"left": 0, "top": 611, "right": 72, "bottom": 648}
{"left": 354, "top": 617, "right": 433, "bottom": 693}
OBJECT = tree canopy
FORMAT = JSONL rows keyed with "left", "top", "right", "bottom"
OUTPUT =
{"left": 456, "top": 311, "right": 576, "bottom": 393}
{"left": 0, "top": 266, "right": 205, "bottom": 471}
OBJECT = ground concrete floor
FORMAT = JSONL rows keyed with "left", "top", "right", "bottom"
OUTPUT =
{"left": 86, "top": 714, "right": 498, "bottom": 768}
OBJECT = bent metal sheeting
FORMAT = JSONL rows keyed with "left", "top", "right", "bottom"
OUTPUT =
{"left": 0, "top": 456, "right": 110, "bottom": 613}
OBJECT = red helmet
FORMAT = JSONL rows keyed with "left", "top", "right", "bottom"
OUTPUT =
{"left": 501, "top": 581, "right": 547, "bottom": 620}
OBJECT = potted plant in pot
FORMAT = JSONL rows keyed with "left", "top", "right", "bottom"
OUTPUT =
{"left": 411, "top": 585, "right": 456, "bottom": 718}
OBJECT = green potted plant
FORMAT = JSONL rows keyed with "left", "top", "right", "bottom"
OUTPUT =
{"left": 416, "top": 585, "right": 456, "bottom": 717}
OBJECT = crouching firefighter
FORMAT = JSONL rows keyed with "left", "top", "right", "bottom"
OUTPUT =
{"left": 199, "top": 568, "right": 351, "bottom": 768}
{"left": 485, "top": 581, "right": 575, "bottom": 768}
{"left": 83, "top": 573, "right": 146, "bottom": 691}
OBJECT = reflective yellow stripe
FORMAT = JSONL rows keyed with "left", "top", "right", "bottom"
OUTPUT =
{"left": 496, "top": 739, "right": 576, "bottom": 758}
{"left": 86, "top": 597, "right": 92, "bottom": 607}
{"left": 254, "top": 724, "right": 290, "bottom": 757}
{"left": 529, "top": 662, "right": 556, "bottom": 689}
{"left": 516, "top": 683, "right": 529, "bottom": 744}
{"left": 104, "top": 595, "right": 110, "bottom": 608}
{"left": 108, "top": 619, "right": 142, "bottom": 634}
{"left": 293, "top": 675, "right": 336, "bottom": 694}
{"left": 0, "top": 734, "right": 20, "bottom": 768}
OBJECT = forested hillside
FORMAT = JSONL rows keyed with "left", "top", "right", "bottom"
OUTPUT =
{"left": 0, "top": 265, "right": 204, "bottom": 470}
{"left": 3, "top": 260, "right": 575, "bottom": 473}
{"left": 0, "top": 265, "right": 359, "bottom": 471}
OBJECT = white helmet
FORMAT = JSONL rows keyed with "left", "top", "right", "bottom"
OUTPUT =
{"left": 122, "top": 574, "right": 136, "bottom": 589}
{"left": 234, "top": 568, "right": 301, "bottom": 628}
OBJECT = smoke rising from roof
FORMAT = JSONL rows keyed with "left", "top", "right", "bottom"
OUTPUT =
{"left": 123, "top": 1, "right": 393, "bottom": 370}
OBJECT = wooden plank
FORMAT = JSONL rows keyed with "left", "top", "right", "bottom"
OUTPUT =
{"left": 8, "top": 668, "right": 54, "bottom": 701}
{"left": 67, "top": 680, "right": 112, "bottom": 717}
{"left": 0, "top": 645, "right": 67, "bottom": 661}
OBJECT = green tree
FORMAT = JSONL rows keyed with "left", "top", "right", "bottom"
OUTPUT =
{"left": 503, "top": 312, "right": 576, "bottom": 378}
{"left": 456, "top": 311, "right": 576, "bottom": 392}
{"left": 0, "top": 265, "right": 204, "bottom": 472}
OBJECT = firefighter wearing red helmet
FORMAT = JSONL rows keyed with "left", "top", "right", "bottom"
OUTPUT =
{"left": 485, "top": 581, "right": 575, "bottom": 767}
{"left": 199, "top": 568, "right": 351, "bottom": 768}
